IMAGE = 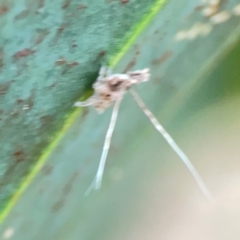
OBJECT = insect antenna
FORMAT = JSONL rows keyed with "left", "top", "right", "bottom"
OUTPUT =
{"left": 130, "top": 88, "right": 213, "bottom": 202}
{"left": 85, "top": 97, "right": 122, "bottom": 196}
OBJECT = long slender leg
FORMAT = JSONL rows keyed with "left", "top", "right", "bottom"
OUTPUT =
{"left": 85, "top": 97, "right": 122, "bottom": 195}
{"left": 98, "top": 65, "right": 112, "bottom": 79}
{"left": 130, "top": 88, "right": 213, "bottom": 202}
{"left": 105, "top": 66, "right": 112, "bottom": 77}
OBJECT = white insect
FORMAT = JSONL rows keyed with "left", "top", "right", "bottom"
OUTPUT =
{"left": 74, "top": 66, "right": 213, "bottom": 201}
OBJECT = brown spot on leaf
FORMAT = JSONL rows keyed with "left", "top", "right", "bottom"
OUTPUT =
{"left": 16, "top": 89, "right": 35, "bottom": 108}
{"left": 151, "top": 51, "right": 173, "bottom": 66}
{"left": 42, "top": 165, "right": 54, "bottom": 175}
{"left": 63, "top": 183, "right": 72, "bottom": 195}
{"left": 34, "top": 29, "right": 49, "bottom": 45}
{"left": 123, "top": 58, "right": 137, "bottom": 73}
{"left": 62, "top": 0, "right": 71, "bottom": 9}
{"left": 40, "top": 115, "right": 54, "bottom": 130}
{"left": 55, "top": 58, "right": 67, "bottom": 66}
{"left": 71, "top": 43, "right": 78, "bottom": 48}
{"left": 62, "top": 171, "right": 80, "bottom": 195}
{"left": 25, "top": 89, "right": 35, "bottom": 109}
{"left": 52, "top": 23, "right": 67, "bottom": 43}
{"left": 98, "top": 50, "right": 106, "bottom": 58}
{"left": 57, "top": 24, "right": 66, "bottom": 34}
{"left": 61, "top": 67, "right": 68, "bottom": 75}
{"left": 134, "top": 44, "right": 140, "bottom": 55}
{"left": 13, "top": 49, "right": 35, "bottom": 60}
{"left": 14, "top": 9, "right": 30, "bottom": 21}
{"left": 94, "top": 50, "right": 107, "bottom": 63}
{"left": 16, "top": 98, "right": 24, "bottom": 104}
{"left": 0, "top": 5, "right": 8, "bottom": 16}
{"left": 67, "top": 61, "right": 79, "bottom": 67}
{"left": 121, "top": 0, "right": 129, "bottom": 4}
{"left": 0, "top": 109, "right": 3, "bottom": 120}
{"left": 37, "top": 0, "right": 45, "bottom": 9}
{"left": 13, "top": 150, "right": 25, "bottom": 163}
{"left": 51, "top": 199, "right": 64, "bottom": 213}
{"left": 51, "top": 171, "right": 80, "bottom": 213}
{"left": 50, "top": 81, "right": 58, "bottom": 88}
{"left": 0, "top": 81, "right": 11, "bottom": 95}
{"left": 0, "top": 48, "right": 4, "bottom": 71}
{"left": 78, "top": 4, "right": 87, "bottom": 10}
{"left": 10, "top": 110, "right": 19, "bottom": 117}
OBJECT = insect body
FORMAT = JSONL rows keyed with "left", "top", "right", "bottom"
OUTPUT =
{"left": 74, "top": 66, "right": 213, "bottom": 201}
{"left": 75, "top": 67, "right": 150, "bottom": 113}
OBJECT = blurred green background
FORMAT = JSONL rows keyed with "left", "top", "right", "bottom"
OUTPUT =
{"left": 1, "top": 0, "right": 240, "bottom": 239}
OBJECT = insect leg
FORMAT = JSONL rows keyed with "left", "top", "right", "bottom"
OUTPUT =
{"left": 85, "top": 97, "right": 122, "bottom": 195}
{"left": 130, "top": 88, "right": 213, "bottom": 202}
{"left": 98, "top": 65, "right": 112, "bottom": 79}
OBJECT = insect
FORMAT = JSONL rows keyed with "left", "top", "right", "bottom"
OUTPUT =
{"left": 74, "top": 66, "right": 213, "bottom": 201}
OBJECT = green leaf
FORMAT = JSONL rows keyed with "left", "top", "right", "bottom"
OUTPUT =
{"left": 1, "top": 0, "right": 240, "bottom": 239}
